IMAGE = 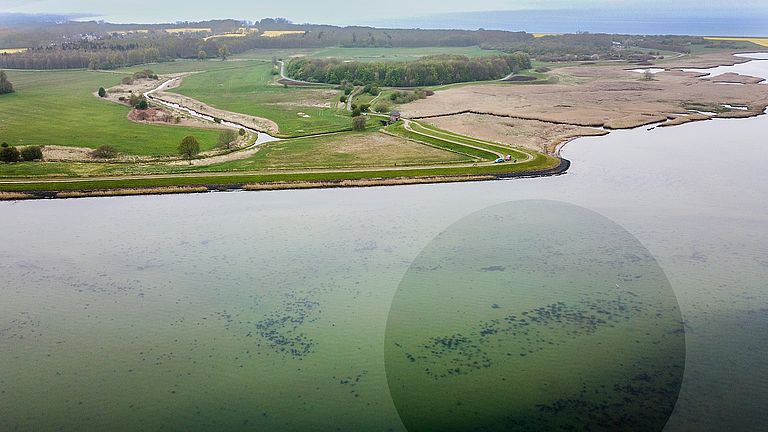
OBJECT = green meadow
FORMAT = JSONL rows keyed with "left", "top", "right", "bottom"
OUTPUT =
{"left": 0, "top": 69, "right": 221, "bottom": 156}
{"left": 169, "top": 61, "right": 352, "bottom": 136}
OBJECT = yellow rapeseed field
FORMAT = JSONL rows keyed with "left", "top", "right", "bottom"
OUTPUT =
{"left": 0, "top": 48, "right": 29, "bottom": 54}
{"left": 261, "top": 30, "right": 305, "bottom": 38}
{"left": 704, "top": 37, "right": 768, "bottom": 47}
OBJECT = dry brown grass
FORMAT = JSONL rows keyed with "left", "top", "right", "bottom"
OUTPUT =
{"left": 56, "top": 186, "right": 208, "bottom": 199}
{"left": 426, "top": 113, "right": 609, "bottom": 154}
{"left": 0, "top": 191, "right": 36, "bottom": 200}
{"left": 402, "top": 55, "right": 768, "bottom": 131}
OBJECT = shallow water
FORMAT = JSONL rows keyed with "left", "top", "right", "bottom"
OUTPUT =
{"left": 2, "top": 60, "right": 768, "bottom": 431}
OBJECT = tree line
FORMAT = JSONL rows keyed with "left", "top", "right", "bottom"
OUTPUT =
{"left": 285, "top": 53, "right": 531, "bottom": 87}
{"left": 0, "top": 19, "right": 533, "bottom": 70}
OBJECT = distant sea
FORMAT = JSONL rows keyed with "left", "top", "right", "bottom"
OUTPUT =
{"left": 369, "top": 9, "right": 768, "bottom": 36}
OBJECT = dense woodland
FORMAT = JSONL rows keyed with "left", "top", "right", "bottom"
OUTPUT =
{"left": 286, "top": 53, "right": 531, "bottom": 86}
{"left": 0, "top": 15, "right": 753, "bottom": 70}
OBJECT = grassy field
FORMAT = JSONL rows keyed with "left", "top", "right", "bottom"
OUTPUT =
{"left": 0, "top": 69, "right": 221, "bottom": 156}
{"left": 197, "top": 130, "right": 471, "bottom": 171}
{"left": 0, "top": 126, "right": 471, "bottom": 178}
{"left": 0, "top": 152, "right": 561, "bottom": 193}
{"left": 170, "top": 61, "right": 353, "bottom": 136}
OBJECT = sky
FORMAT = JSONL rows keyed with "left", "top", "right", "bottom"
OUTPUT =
{"left": 1, "top": 0, "right": 767, "bottom": 28}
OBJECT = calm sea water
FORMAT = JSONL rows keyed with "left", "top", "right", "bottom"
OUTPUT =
{"left": 373, "top": 10, "right": 768, "bottom": 36}
{"left": 1, "top": 61, "right": 767, "bottom": 431}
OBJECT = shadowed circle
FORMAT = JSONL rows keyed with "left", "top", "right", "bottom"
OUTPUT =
{"left": 385, "top": 200, "right": 685, "bottom": 431}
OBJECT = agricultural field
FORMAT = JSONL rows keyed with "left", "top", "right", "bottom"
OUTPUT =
{"left": 704, "top": 37, "right": 768, "bottom": 47}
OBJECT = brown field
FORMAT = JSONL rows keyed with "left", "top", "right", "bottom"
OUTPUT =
{"left": 401, "top": 53, "right": 768, "bottom": 133}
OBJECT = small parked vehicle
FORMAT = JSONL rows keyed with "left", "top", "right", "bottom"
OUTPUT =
{"left": 495, "top": 157, "right": 505, "bottom": 163}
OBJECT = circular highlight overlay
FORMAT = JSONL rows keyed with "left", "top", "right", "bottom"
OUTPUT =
{"left": 385, "top": 200, "right": 685, "bottom": 431}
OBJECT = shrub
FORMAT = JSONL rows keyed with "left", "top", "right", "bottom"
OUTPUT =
{"left": 359, "top": 104, "right": 370, "bottom": 113}
{"left": 20, "top": 146, "right": 43, "bottom": 161}
{"left": 91, "top": 145, "right": 118, "bottom": 159}
{"left": 0, "top": 70, "right": 14, "bottom": 94}
{"left": 239, "top": 128, "right": 246, "bottom": 136}
{"left": 0, "top": 145, "right": 21, "bottom": 162}
{"left": 98, "top": 87, "right": 107, "bottom": 97}
{"left": 136, "top": 99, "right": 149, "bottom": 110}
{"left": 352, "top": 116, "right": 367, "bottom": 131}
{"left": 340, "top": 95, "right": 348, "bottom": 103}
{"left": 351, "top": 107, "right": 362, "bottom": 117}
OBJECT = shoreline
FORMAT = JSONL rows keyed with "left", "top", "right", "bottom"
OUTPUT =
{"left": 0, "top": 157, "right": 570, "bottom": 201}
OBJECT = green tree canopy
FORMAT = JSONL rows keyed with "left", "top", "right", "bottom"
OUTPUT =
{"left": 178, "top": 136, "right": 201, "bottom": 163}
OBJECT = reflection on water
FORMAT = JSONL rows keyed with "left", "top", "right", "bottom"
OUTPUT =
{"left": 1, "top": 58, "right": 768, "bottom": 431}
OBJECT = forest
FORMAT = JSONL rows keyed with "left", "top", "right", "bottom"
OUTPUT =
{"left": 285, "top": 53, "right": 531, "bottom": 87}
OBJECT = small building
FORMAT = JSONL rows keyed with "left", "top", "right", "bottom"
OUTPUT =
{"left": 389, "top": 111, "right": 401, "bottom": 123}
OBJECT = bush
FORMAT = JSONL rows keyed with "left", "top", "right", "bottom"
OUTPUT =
{"left": 352, "top": 116, "right": 367, "bottom": 131}
{"left": 91, "top": 145, "right": 118, "bottom": 159}
{"left": 374, "top": 103, "right": 392, "bottom": 114}
{"left": 218, "top": 130, "right": 238, "bottom": 149}
{"left": 351, "top": 107, "right": 362, "bottom": 117}
{"left": 0, "top": 144, "right": 21, "bottom": 162}
{"left": 136, "top": 99, "right": 149, "bottom": 110}
{"left": 239, "top": 128, "right": 246, "bottom": 136}
{"left": 0, "top": 70, "right": 14, "bottom": 94}
{"left": 20, "top": 146, "right": 43, "bottom": 161}
{"left": 98, "top": 87, "right": 107, "bottom": 97}
{"left": 340, "top": 95, "right": 347, "bottom": 103}
{"left": 359, "top": 104, "right": 370, "bottom": 113}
